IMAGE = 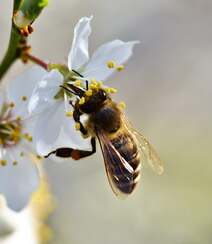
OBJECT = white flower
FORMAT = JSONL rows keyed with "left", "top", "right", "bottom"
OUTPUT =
{"left": 0, "top": 66, "right": 47, "bottom": 211}
{"left": 28, "top": 16, "right": 139, "bottom": 156}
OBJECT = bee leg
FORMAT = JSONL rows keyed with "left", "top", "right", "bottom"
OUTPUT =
{"left": 73, "top": 108, "right": 88, "bottom": 136}
{"left": 44, "top": 137, "right": 96, "bottom": 160}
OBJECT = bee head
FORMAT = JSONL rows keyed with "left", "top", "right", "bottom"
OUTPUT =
{"left": 78, "top": 88, "right": 109, "bottom": 114}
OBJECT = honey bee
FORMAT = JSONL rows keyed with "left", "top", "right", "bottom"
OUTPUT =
{"left": 46, "top": 80, "right": 164, "bottom": 197}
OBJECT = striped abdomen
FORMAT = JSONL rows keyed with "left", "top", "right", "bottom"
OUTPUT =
{"left": 110, "top": 131, "right": 141, "bottom": 194}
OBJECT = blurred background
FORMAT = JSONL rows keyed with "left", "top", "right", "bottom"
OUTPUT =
{"left": 1, "top": 0, "right": 212, "bottom": 243}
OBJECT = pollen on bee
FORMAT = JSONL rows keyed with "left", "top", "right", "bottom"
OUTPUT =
{"left": 75, "top": 122, "right": 81, "bottom": 131}
{"left": 118, "top": 101, "right": 126, "bottom": 109}
{"left": 85, "top": 89, "right": 93, "bottom": 96}
{"left": 116, "top": 65, "right": 124, "bottom": 71}
{"left": 105, "top": 87, "right": 118, "bottom": 94}
{"left": 66, "top": 111, "right": 73, "bottom": 117}
{"left": 97, "top": 81, "right": 103, "bottom": 88}
{"left": 90, "top": 78, "right": 97, "bottom": 85}
{"left": 79, "top": 97, "right": 85, "bottom": 105}
{"left": 74, "top": 80, "right": 81, "bottom": 87}
{"left": 107, "top": 60, "right": 116, "bottom": 69}
{"left": 21, "top": 96, "right": 27, "bottom": 101}
{"left": 0, "top": 160, "right": 7, "bottom": 166}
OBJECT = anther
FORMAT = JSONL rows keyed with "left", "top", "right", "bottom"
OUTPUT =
{"left": 0, "top": 160, "right": 7, "bottom": 166}
{"left": 36, "top": 155, "right": 42, "bottom": 160}
{"left": 66, "top": 111, "right": 73, "bottom": 117}
{"left": 116, "top": 65, "right": 124, "bottom": 71}
{"left": 21, "top": 96, "right": 27, "bottom": 101}
{"left": 20, "top": 152, "right": 24, "bottom": 157}
{"left": 74, "top": 80, "right": 81, "bottom": 87}
{"left": 75, "top": 122, "right": 81, "bottom": 131}
{"left": 107, "top": 60, "right": 116, "bottom": 69}
{"left": 9, "top": 102, "right": 15, "bottom": 108}
{"left": 16, "top": 116, "right": 22, "bottom": 121}
{"left": 13, "top": 161, "right": 18, "bottom": 166}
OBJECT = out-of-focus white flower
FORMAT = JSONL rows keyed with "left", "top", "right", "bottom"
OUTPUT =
{"left": 0, "top": 66, "right": 47, "bottom": 211}
{"left": 28, "top": 16, "right": 139, "bottom": 156}
{"left": 0, "top": 178, "right": 53, "bottom": 244}
{"left": 0, "top": 195, "right": 38, "bottom": 244}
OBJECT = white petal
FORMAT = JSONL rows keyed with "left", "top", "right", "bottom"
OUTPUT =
{"left": 83, "top": 40, "right": 139, "bottom": 81}
{"left": 68, "top": 16, "right": 93, "bottom": 71}
{"left": 7, "top": 66, "right": 47, "bottom": 119}
{"left": 28, "top": 69, "right": 63, "bottom": 115}
{"left": 0, "top": 149, "right": 39, "bottom": 212}
{"left": 34, "top": 101, "right": 90, "bottom": 157}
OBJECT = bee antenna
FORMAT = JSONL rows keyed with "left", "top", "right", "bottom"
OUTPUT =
{"left": 72, "top": 69, "right": 89, "bottom": 90}
{"left": 72, "top": 69, "right": 83, "bottom": 78}
{"left": 60, "top": 85, "right": 78, "bottom": 96}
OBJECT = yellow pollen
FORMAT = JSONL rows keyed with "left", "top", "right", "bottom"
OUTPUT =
{"left": 97, "top": 81, "right": 103, "bottom": 88}
{"left": 107, "top": 60, "right": 116, "bottom": 69}
{"left": 0, "top": 160, "right": 7, "bottom": 166}
{"left": 13, "top": 161, "right": 18, "bottom": 166}
{"left": 79, "top": 97, "right": 85, "bottom": 105}
{"left": 75, "top": 122, "right": 81, "bottom": 131}
{"left": 21, "top": 96, "right": 27, "bottom": 101}
{"left": 90, "top": 79, "right": 97, "bottom": 85}
{"left": 116, "top": 65, "right": 124, "bottom": 71}
{"left": 20, "top": 151, "right": 24, "bottom": 157}
{"left": 105, "top": 87, "right": 118, "bottom": 94}
{"left": 74, "top": 80, "right": 81, "bottom": 87}
{"left": 109, "top": 87, "right": 117, "bottom": 94}
{"left": 89, "top": 83, "right": 97, "bottom": 89}
{"left": 66, "top": 111, "right": 73, "bottom": 117}
{"left": 9, "top": 102, "right": 15, "bottom": 108}
{"left": 118, "top": 101, "right": 126, "bottom": 109}
{"left": 85, "top": 89, "right": 93, "bottom": 96}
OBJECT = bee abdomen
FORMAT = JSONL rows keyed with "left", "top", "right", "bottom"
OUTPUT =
{"left": 111, "top": 133, "right": 141, "bottom": 194}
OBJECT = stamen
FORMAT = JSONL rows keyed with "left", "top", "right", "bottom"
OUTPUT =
{"left": 116, "top": 65, "right": 124, "bottom": 71}
{"left": 75, "top": 122, "right": 81, "bottom": 131}
{"left": 9, "top": 102, "right": 15, "bottom": 108}
{"left": 36, "top": 155, "right": 42, "bottom": 160}
{"left": 74, "top": 80, "right": 81, "bottom": 87}
{"left": 21, "top": 96, "right": 27, "bottom": 101}
{"left": 66, "top": 111, "right": 73, "bottom": 117}
{"left": 0, "top": 160, "right": 7, "bottom": 166}
{"left": 107, "top": 60, "right": 116, "bottom": 69}
{"left": 13, "top": 160, "right": 18, "bottom": 166}
{"left": 20, "top": 151, "right": 24, "bottom": 157}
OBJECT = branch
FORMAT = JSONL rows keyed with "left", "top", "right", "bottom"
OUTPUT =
{"left": 0, "top": 0, "right": 48, "bottom": 81}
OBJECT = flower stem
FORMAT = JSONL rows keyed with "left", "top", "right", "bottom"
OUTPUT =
{"left": 25, "top": 53, "right": 49, "bottom": 70}
{"left": 0, "top": 26, "right": 23, "bottom": 81}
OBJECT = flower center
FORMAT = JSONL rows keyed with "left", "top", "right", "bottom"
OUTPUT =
{"left": 0, "top": 103, "right": 22, "bottom": 148}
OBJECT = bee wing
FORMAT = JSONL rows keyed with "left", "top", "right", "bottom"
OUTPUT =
{"left": 96, "top": 129, "right": 134, "bottom": 198}
{"left": 122, "top": 116, "right": 164, "bottom": 175}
